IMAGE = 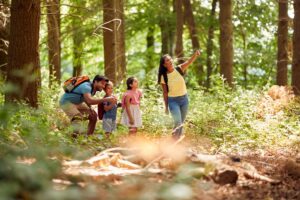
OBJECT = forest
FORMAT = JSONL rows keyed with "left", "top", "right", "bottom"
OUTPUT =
{"left": 1, "top": 0, "right": 300, "bottom": 199}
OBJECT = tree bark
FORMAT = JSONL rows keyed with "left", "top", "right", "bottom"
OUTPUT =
{"left": 160, "top": 0, "right": 170, "bottom": 55}
{"left": 0, "top": 1, "right": 9, "bottom": 78}
{"left": 72, "top": 0, "right": 85, "bottom": 77}
{"left": 277, "top": 0, "right": 289, "bottom": 86}
{"left": 292, "top": 0, "right": 300, "bottom": 95}
{"left": 103, "top": 0, "right": 116, "bottom": 82}
{"left": 206, "top": 0, "right": 217, "bottom": 89}
{"left": 5, "top": 0, "right": 41, "bottom": 107}
{"left": 175, "top": 0, "right": 184, "bottom": 64}
{"left": 103, "top": 0, "right": 125, "bottom": 84}
{"left": 183, "top": 0, "right": 203, "bottom": 83}
{"left": 115, "top": 0, "right": 126, "bottom": 82}
{"left": 46, "top": 0, "right": 61, "bottom": 86}
{"left": 146, "top": 26, "right": 155, "bottom": 73}
{"left": 219, "top": 0, "right": 233, "bottom": 86}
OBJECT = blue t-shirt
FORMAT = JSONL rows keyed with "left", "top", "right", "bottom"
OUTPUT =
{"left": 103, "top": 98, "right": 117, "bottom": 120}
{"left": 60, "top": 82, "right": 93, "bottom": 105}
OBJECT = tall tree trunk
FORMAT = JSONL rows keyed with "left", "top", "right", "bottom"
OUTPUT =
{"left": 5, "top": 0, "right": 41, "bottom": 107}
{"left": 160, "top": 0, "right": 170, "bottom": 55}
{"left": 72, "top": 0, "right": 85, "bottom": 77}
{"left": 175, "top": 0, "right": 184, "bottom": 64}
{"left": 46, "top": 0, "right": 61, "bottom": 86}
{"left": 242, "top": 32, "right": 248, "bottom": 87}
{"left": 115, "top": 0, "right": 126, "bottom": 82}
{"left": 169, "top": 0, "right": 176, "bottom": 57}
{"left": 183, "top": 0, "right": 203, "bottom": 83}
{"left": 146, "top": 26, "right": 155, "bottom": 73}
{"left": 277, "top": 0, "right": 289, "bottom": 86}
{"left": 206, "top": 0, "right": 217, "bottom": 89}
{"left": 219, "top": 0, "right": 233, "bottom": 86}
{"left": 0, "top": 1, "right": 9, "bottom": 78}
{"left": 103, "top": 0, "right": 116, "bottom": 82}
{"left": 103, "top": 0, "right": 125, "bottom": 84}
{"left": 292, "top": 0, "right": 300, "bottom": 95}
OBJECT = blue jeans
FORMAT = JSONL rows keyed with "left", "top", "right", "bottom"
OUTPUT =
{"left": 168, "top": 94, "right": 189, "bottom": 138}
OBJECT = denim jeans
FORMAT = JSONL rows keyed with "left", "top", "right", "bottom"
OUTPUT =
{"left": 168, "top": 94, "right": 189, "bottom": 139}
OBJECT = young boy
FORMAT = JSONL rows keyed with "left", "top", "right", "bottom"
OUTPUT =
{"left": 102, "top": 81, "right": 118, "bottom": 138}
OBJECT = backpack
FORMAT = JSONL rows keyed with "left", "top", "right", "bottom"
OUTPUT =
{"left": 63, "top": 76, "right": 90, "bottom": 93}
{"left": 98, "top": 102, "right": 105, "bottom": 120}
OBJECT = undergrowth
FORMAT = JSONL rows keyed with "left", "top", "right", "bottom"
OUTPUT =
{"left": 1, "top": 76, "right": 300, "bottom": 199}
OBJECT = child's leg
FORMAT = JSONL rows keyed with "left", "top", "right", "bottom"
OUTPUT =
{"left": 129, "top": 127, "right": 137, "bottom": 135}
{"left": 105, "top": 132, "right": 111, "bottom": 138}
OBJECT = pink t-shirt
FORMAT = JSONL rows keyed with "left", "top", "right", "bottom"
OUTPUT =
{"left": 121, "top": 89, "right": 142, "bottom": 108}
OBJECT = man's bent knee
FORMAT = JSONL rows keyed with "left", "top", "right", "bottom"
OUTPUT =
{"left": 88, "top": 110, "right": 97, "bottom": 122}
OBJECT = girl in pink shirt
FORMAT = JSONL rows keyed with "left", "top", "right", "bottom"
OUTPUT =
{"left": 121, "top": 77, "right": 142, "bottom": 135}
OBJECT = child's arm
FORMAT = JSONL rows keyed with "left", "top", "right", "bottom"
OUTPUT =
{"left": 125, "top": 95, "right": 134, "bottom": 125}
{"left": 179, "top": 50, "right": 201, "bottom": 72}
{"left": 104, "top": 102, "right": 114, "bottom": 112}
{"left": 161, "top": 84, "right": 169, "bottom": 114}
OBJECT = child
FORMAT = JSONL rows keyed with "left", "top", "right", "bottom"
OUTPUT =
{"left": 102, "top": 81, "right": 118, "bottom": 138}
{"left": 121, "top": 77, "right": 142, "bottom": 135}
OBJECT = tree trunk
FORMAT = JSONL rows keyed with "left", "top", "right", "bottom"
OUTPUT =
{"left": 146, "top": 26, "right": 155, "bottom": 73}
{"left": 292, "top": 0, "right": 300, "bottom": 95}
{"left": 219, "top": 0, "right": 233, "bottom": 86}
{"left": 5, "top": 0, "right": 41, "bottom": 107}
{"left": 103, "top": 0, "right": 125, "bottom": 84}
{"left": 46, "top": 0, "right": 61, "bottom": 86}
{"left": 0, "top": 1, "right": 9, "bottom": 78}
{"left": 160, "top": 0, "right": 170, "bottom": 55}
{"left": 115, "top": 0, "right": 126, "bottom": 82}
{"left": 183, "top": 0, "right": 203, "bottom": 83}
{"left": 206, "top": 0, "right": 217, "bottom": 89}
{"left": 277, "top": 0, "right": 289, "bottom": 86}
{"left": 72, "top": 0, "right": 85, "bottom": 77}
{"left": 169, "top": 0, "right": 176, "bottom": 57}
{"left": 175, "top": 0, "right": 184, "bottom": 64}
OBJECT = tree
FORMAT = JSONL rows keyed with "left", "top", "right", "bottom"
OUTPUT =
{"left": 5, "top": 0, "right": 41, "bottom": 107}
{"left": 160, "top": 0, "right": 171, "bottom": 55}
{"left": 277, "top": 0, "right": 289, "bottom": 86}
{"left": 206, "top": 0, "right": 218, "bottom": 89}
{"left": 183, "top": 0, "right": 203, "bottom": 83}
{"left": 0, "top": 0, "right": 9, "bottom": 78}
{"left": 292, "top": 0, "right": 300, "bottom": 95}
{"left": 175, "top": 0, "right": 184, "bottom": 64}
{"left": 146, "top": 26, "right": 155, "bottom": 73}
{"left": 103, "top": 0, "right": 126, "bottom": 84}
{"left": 115, "top": 0, "right": 126, "bottom": 81}
{"left": 72, "top": 0, "right": 85, "bottom": 77}
{"left": 46, "top": 0, "right": 61, "bottom": 85}
{"left": 219, "top": 0, "right": 233, "bottom": 86}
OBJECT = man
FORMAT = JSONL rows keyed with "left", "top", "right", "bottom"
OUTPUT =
{"left": 60, "top": 75, "right": 117, "bottom": 137}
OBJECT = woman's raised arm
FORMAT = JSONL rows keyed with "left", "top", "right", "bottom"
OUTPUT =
{"left": 179, "top": 50, "right": 201, "bottom": 72}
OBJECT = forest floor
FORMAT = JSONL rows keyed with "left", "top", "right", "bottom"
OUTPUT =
{"left": 55, "top": 85, "right": 300, "bottom": 200}
{"left": 58, "top": 133, "right": 300, "bottom": 200}
{"left": 7, "top": 85, "right": 300, "bottom": 200}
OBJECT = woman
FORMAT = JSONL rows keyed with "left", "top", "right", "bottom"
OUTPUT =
{"left": 158, "top": 50, "right": 201, "bottom": 139}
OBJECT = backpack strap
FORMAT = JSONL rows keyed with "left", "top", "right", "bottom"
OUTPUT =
{"left": 70, "top": 82, "right": 93, "bottom": 96}
{"left": 175, "top": 66, "right": 184, "bottom": 76}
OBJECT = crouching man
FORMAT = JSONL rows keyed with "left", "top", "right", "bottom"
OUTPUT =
{"left": 59, "top": 75, "right": 117, "bottom": 137}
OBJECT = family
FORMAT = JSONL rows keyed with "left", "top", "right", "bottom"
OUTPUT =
{"left": 59, "top": 50, "right": 201, "bottom": 139}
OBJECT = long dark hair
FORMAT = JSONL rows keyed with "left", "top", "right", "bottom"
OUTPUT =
{"left": 126, "top": 76, "right": 135, "bottom": 90}
{"left": 157, "top": 55, "right": 168, "bottom": 87}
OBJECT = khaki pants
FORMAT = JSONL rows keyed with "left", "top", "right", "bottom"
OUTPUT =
{"left": 61, "top": 103, "right": 97, "bottom": 136}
